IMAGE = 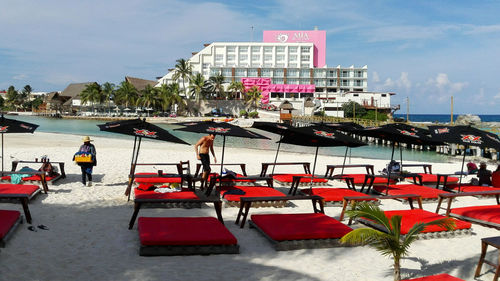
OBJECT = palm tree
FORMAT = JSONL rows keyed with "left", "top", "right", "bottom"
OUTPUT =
{"left": 101, "top": 82, "right": 115, "bottom": 115}
{"left": 80, "top": 83, "right": 102, "bottom": 114}
{"left": 6, "top": 86, "right": 18, "bottom": 111}
{"left": 208, "top": 73, "right": 226, "bottom": 99}
{"left": 158, "top": 83, "right": 185, "bottom": 115}
{"left": 245, "top": 85, "right": 261, "bottom": 111}
{"left": 137, "top": 85, "right": 158, "bottom": 116}
{"left": 115, "top": 81, "right": 138, "bottom": 109}
{"left": 172, "top": 58, "right": 192, "bottom": 98}
{"left": 189, "top": 73, "right": 210, "bottom": 102}
{"left": 227, "top": 81, "right": 245, "bottom": 100}
{"left": 340, "top": 202, "right": 456, "bottom": 281}
{"left": 19, "top": 85, "right": 32, "bottom": 110}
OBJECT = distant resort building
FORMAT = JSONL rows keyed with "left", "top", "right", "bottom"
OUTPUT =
{"left": 125, "top": 76, "right": 157, "bottom": 92}
{"left": 156, "top": 29, "right": 395, "bottom": 117}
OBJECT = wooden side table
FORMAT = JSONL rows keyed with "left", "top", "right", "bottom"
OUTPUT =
{"left": 475, "top": 236, "right": 500, "bottom": 281}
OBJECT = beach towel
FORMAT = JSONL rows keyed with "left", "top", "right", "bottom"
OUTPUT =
{"left": 11, "top": 166, "right": 37, "bottom": 184}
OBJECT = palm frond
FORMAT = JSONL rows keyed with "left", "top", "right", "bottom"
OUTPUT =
{"left": 340, "top": 228, "right": 385, "bottom": 246}
{"left": 345, "top": 202, "right": 392, "bottom": 231}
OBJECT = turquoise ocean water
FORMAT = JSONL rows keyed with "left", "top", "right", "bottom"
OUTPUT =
{"left": 8, "top": 115, "right": 452, "bottom": 163}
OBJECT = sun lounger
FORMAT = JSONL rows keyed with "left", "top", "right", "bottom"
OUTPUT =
{"left": 290, "top": 175, "right": 378, "bottom": 207}
{"left": 403, "top": 273, "right": 465, "bottom": 281}
{"left": 342, "top": 194, "right": 472, "bottom": 239}
{"left": 0, "top": 183, "right": 41, "bottom": 224}
{"left": 445, "top": 183, "right": 499, "bottom": 194}
{"left": 236, "top": 195, "right": 353, "bottom": 250}
{"left": 436, "top": 191, "right": 500, "bottom": 229}
{"left": 373, "top": 184, "right": 450, "bottom": 203}
{"left": 260, "top": 162, "right": 328, "bottom": 186}
{"left": 8, "top": 159, "right": 66, "bottom": 184}
{"left": 220, "top": 185, "right": 287, "bottom": 207}
{"left": 137, "top": 198, "right": 238, "bottom": 256}
{"left": 0, "top": 210, "right": 22, "bottom": 247}
{"left": 401, "top": 164, "right": 459, "bottom": 186}
{"left": 324, "top": 164, "right": 396, "bottom": 187}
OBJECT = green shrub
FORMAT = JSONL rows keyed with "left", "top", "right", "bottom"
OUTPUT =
{"left": 362, "top": 110, "right": 388, "bottom": 121}
{"left": 248, "top": 111, "right": 259, "bottom": 118}
{"left": 239, "top": 109, "right": 248, "bottom": 117}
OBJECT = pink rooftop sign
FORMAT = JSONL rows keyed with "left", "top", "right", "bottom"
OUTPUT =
{"left": 241, "top": 78, "right": 315, "bottom": 104}
{"left": 263, "top": 30, "right": 326, "bottom": 68}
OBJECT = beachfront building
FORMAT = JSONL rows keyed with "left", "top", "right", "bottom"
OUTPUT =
{"left": 156, "top": 29, "right": 393, "bottom": 117}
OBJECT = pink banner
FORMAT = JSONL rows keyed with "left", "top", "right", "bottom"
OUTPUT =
{"left": 241, "top": 77, "right": 315, "bottom": 100}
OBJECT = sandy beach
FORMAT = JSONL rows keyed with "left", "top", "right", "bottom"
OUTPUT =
{"left": 0, "top": 132, "right": 498, "bottom": 281}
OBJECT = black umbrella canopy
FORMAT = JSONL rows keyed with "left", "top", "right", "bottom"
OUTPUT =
{"left": 320, "top": 122, "right": 365, "bottom": 133}
{"left": 0, "top": 115, "right": 39, "bottom": 133}
{"left": 175, "top": 121, "right": 270, "bottom": 139}
{"left": 251, "top": 121, "right": 295, "bottom": 135}
{"left": 428, "top": 125, "right": 500, "bottom": 150}
{"left": 280, "top": 125, "right": 367, "bottom": 147}
{"left": 356, "top": 123, "right": 441, "bottom": 146}
{"left": 98, "top": 118, "right": 188, "bottom": 144}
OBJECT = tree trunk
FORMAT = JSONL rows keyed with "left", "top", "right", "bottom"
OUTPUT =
{"left": 393, "top": 258, "right": 401, "bottom": 281}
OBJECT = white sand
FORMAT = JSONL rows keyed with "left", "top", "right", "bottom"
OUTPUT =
{"left": 0, "top": 132, "right": 498, "bottom": 281}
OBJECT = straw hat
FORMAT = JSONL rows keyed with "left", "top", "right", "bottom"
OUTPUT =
{"left": 82, "top": 136, "right": 93, "bottom": 142}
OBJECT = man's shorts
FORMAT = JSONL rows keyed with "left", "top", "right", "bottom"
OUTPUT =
{"left": 199, "top": 153, "right": 211, "bottom": 172}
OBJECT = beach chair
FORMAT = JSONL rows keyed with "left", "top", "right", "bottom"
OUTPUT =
{"left": 403, "top": 274, "right": 465, "bottom": 281}
{"left": 0, "top": 182, "right": 42, "bottom": 224}
{"left": 341, "top": 194, "right": 472, "bottom": 239}
{"left": 236, "top": 195, "right": 354, "bottom": 250}
{"left": 0, "top": 210, "right": 22, "bottom": 247}
{"left": 324, "top": 164, "right": 398, "bottom": 188}
{"left": 5, "top": 159, "right": 66, "bottom": 184}
{"left": 436, "top": 191, "right": 500, "bottom": 229}
{"left": 372, "top": 182, "right": 450, "bottom": 203}
{"left": 290, "top": 175, "right": 378, "bottom": 207}
{"left": 401, "top": 164, "right": 459, "bottom": 186}
{"left": 260, "top": 162, "right": 328, "bottom": 186}
{"left": 445, "top": 183, "right": 500, "bottom": 195}
{"left": 135, "top": 197, "right": 238, "bottom": 256}
{"left": 219, "top": 185, "right": 287, "bottom": 207}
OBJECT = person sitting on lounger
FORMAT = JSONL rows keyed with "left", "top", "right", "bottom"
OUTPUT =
{"left": 194, "top": 133, "right": 216, "bottom": 189}
{"left": 477, "top": 162, "right": 492, "bottom": 186}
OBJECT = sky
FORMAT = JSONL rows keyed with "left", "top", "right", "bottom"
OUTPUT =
{"left": 1, "top": 0, "right": 500, "bottom": 114}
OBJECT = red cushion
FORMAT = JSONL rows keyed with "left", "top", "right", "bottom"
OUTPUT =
{"left": 300, "top": 188, "right": 376, "bottom": 202}
{"left": 134, "top": 173, "right": 182, "bottom": 184}
{"left": 418, "top": 173, "right": 458, "bottom": 184}
{"left": 0, "top": 184, "right": 40, "bottom": 197}
{"left": 383, "top": 209, "right": 471, "bottom": 234}
{"left": 403, "top": 273, "right": 464, "bottom": 281}
{"left": 446, "top": 184, "right": 498, "bottom": 192}
{"left": 250, "top": 213, "right": 352, "bottom": 241}
{"left": 374, "top": 184, "right": 449, "bottom": 199}
{"left": 272, "top": 174, "right": 328, "bottom": 183}
{"left": 0, "top": 210, "right": 21, "bottom": 239}
{"left": 21, "top": 175, "right": 58, "bottom": 181}
{"left": 450, "top": 205, "right": 500, "bottom": 224}
{"left": 222, "top": 186, "right": 285, "bottom": 202}
{"left": 134, "top": 187, "right": 199, "bottom": 200}
{"left": 138, "top": 217, "right": 237, "bottom": 246}
{"left": 342, "top": 174, "right": 396, "bottom": 185}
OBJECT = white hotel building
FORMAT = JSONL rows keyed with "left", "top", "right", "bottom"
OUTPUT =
{"left": 157, "top": 29, "right": 394, "bottom": 117}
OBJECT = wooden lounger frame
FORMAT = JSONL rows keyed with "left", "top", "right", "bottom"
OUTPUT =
{"left": 436, "top": 191, "right": 500, "bottom": 229}
{"left": 0, "top": 182, "right": 41, "bottom": 224}
{"left": 11, "top": 160, "right": 66, "bottom": 184}
{"left": 0, "top": 171, "right": 49, "bottom": 194}
{"left": 0, "top": 212, "right": 23, "bottom": 248}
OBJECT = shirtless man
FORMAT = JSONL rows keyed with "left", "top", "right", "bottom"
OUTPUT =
{"left": 194, "top": 133, "right": 216, "bottom": 188}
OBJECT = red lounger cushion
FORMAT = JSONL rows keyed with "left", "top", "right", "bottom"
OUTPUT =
{"left": 134, "top": 173, "right": 182, "bottom": 184}
{"left": 0, "top": 184, "right": 40, "bottom": 197}
{"left": 134, "top": 187, "right": 199, "bottom": 200}
{"left": 251, "top": 213, "right": 352, "bottom": 241}
{"left": 450, "top": 205, "right": 500, "bottom": 224}
{"left": 403, "top": 273, "right": 465, "bottom": 281}
{"left": 2, "top": 175, "right": 58, "bottom": 181}
{"left": 445, "top": 184, "right": 498, "bottom": 192}
{"left": 222, "top": 186, "right": 285, "bottom": 202}
{"left": 0, "top": 210, "right": 21, "bottom": 239}
{"left": 341, "top": 174, "right": 396, "bottom": 185}
{"left": 138, "top": 217, "right": 237, "bottom": 246}
{"left": 300, "top": 188, "right": 376, "bottom": 202}
{"left": 373, "top": 184, "right": 449, "bottom": 199}
{"left": 208, "top": 173, "right": 256, "bottom": 183}
{"left": 419, "top": 173, "right": 458, "bottom": 184}
{"left": 382, "top": 209, "right": 471, "bottom": 234}
{"left": 272, "top": 174, "right": 328, "bottom": 183}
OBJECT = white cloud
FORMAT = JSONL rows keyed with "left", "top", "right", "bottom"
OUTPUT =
{"left": 372, "top": 71, "right": 380, "bottom": 83}
{"left": 427, "top": 73, "right": 467, "bottom": 94}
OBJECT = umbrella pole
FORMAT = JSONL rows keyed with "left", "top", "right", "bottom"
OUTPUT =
{"left": 310, "top": 145, "right": 319, "bottom": 190}
{"left": 271, "top": 134, "right": 283, "bottom": 175}
{"left": 219, "top": 135, "right": 226, "bottom": 190}
{"left": 386, "top": 142, "right": 396, "bottom": 193}
{"left": 458, "top": 147, "right": 467, "bottom": 191}
{"left": 400, "top": 145, "right": 403, "bottom": 169}
{"left": 340, "top": 146, "right": 348, "bottom": 176}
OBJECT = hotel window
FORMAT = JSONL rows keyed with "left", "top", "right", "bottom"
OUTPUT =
{"left": 301, "top": 55, "right": 310, "bottom": 61}
{"left": 328, "top": 79, "right": 337, "bottom": 86}
{"left": 314, "top": 79, "right": 326, "bottom": 86}
{"left": 382, "top": 94, "right": 387, "bottom": 97}
{"left": 276, "top": 55, "right": 285, "bottom": 61}
{"left": 300, "top": 79, "right": 310, "bottom": 84}
{"left": 342, "top": 71, "right": 349, "bottom": 78}
{"left": 289, "top": 46, "right": 298, "bottom": 53}
{"left": 276, "top": 46, "right": 285, "bottom": 52}
{"left": 314, "top": 69, "right": 326, "bottom": 78}
{"left": 263, "top": 63, "right": 273, "bottom": 67}
{"left": 287, "top": 69, "right": 299, "bottom": 77}
{"left": 289, "top": 63, "right": 298, "bottom": 68}
{"left": 209, "top": 69, "right": 219, "bottom": 76}
{"left": 301, "top": 46, "right": 310, "bottom": 53}
{"left": 251, "top": 54, "right": 260, "bottom": 61}
{"left": 248, "top": 68, "right": 258, "bottom": 77}
{"left": 239, "top": 54, "right": 248, "bottom": 61}
{"left": 328, "top": 70, "right": 337, "bottom": 77}
{"left": 261, "top": 69, "right": 272, "bottom": 77}
{"left": 355, "top": 71, "right": 363, "bottom": 78}
{"left": 251, "top": 46, "right": 260, "bottom": 52}
{"left": 273, "top": 78, "right": 284, "bottom": 84}
{"left": 227, "top": 46, "right": 236, "bottom": 52}
{"left": 222, "top": 68, "right": 232, "bottom": 77}
{"left": 353, "top": 94, "right": 359, "bottom": 97}
{"left": 300, "top": 64, "right": 310, "bottom": 68}
{"left": 276, "top": 63, "right": 285, "bottom": 67}
{"left": 288, "top": 78, "right": 299, "bottom": 84}
{"left": 215, "top": 54, "right": 224, "bottom": 61}
{"left": 239, "top": 47, "right": 248, "bottom": 54}
{"left": 274, "top": 69, "right": 284, "bottom": 77}
{"left": 355, "top": 80, "right": 363, "bottom": 86}
{"left": 289, "top": 55, "right": 297, "bottom": 61}
{"left": 300, "top": 69, "right": 310, "bottom": 78}
{"left": 264, "top": 46, "right": 273, "bottom": 53}
{"left": 264, "top": 54, "right": 272, "bottom": 61}
{"left": 342, "top": 80, "right": 349, "bottom": 86}
{"left": 235, "top": 69, "right": 246, "bottom": 77}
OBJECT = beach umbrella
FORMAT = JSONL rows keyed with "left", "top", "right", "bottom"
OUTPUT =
{"left": 174, "top": 121, "right": 270, "bottom": 187}
{"left": 251, "top": 121, "right": 295, "bottom": 174}
{"left": 0, "top": 114, "right": 39, "bottom": 172}
{"left": 320, "top": 122, "right": 366, "bottom": 171}
{"left": 97, "top": 118, "right": 189, "bottom": 199}
{"left": 354, "top": 123, "right": 443, "bottom": 185}
{"left": 279, "top": 125, "right": 366, "bottom": 186}
{"left": 429, "top": 125, "right": 500, "bottom": 188}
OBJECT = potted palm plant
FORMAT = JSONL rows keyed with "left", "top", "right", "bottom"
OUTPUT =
{"left": 340, "top": 202, "right": 456, "bottom": 281}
